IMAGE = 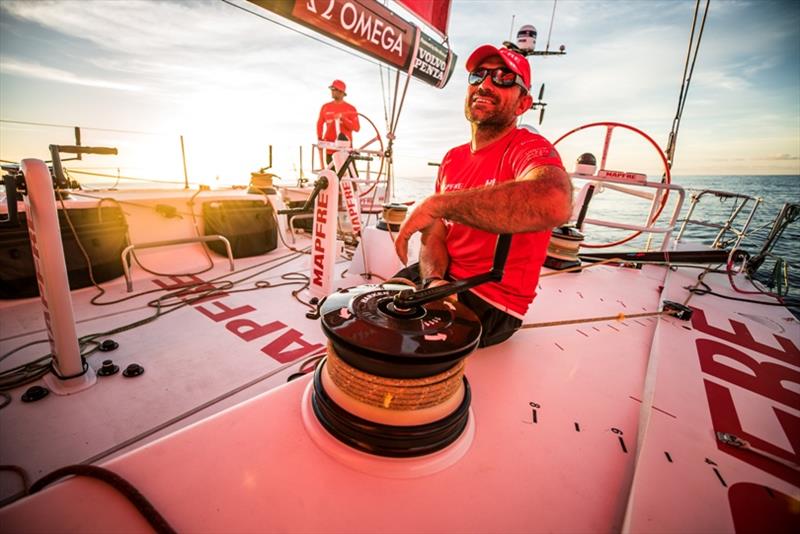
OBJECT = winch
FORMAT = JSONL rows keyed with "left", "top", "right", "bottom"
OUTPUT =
{"left": 307, "top": 235, "right": 513, "bottom": 458}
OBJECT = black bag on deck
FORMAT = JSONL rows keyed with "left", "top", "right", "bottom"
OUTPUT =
{"left": 202, "top": 200, "right": 277, "bottom": 258}
{"left": 0, "top": 207, "right": 129, "bottom": 299}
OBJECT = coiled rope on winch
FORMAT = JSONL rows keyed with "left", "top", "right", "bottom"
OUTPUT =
{"left": 325, "top": 344, "right": 464, "bottom": 410}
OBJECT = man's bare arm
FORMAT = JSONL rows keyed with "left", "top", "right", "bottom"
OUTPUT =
{"left": 436, "top": 165, "right": 571, "bottom": 233}
{"left": 418, "top": 219, "right": 449, "bottom": 280}
{"left": 394, "top": 165, "right": 572, "bottom": 263}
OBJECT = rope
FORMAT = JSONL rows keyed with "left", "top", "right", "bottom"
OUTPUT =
{"left": 326, "top": 344, "right": 464, "bottom": 410}
{"left": 0, "top": 465, "right": 31, "bottom": 507}
{"left": 0, "top": 249, "right": 312, "bottom": 390}
{"left": 521, "top": 309, "right": 675, "bottom": 330}
{"left": 522, "top": 256, "right": 699, "bottom": 329}
{"left": 30, "top": 465, "right": 176, "bottom": 534}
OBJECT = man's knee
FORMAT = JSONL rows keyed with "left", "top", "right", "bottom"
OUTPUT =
{"left": 478, "top": 322, "right": 521, "bottom": 347}
{"left": 392, "top": 263, "right": 422, "bottom": 284}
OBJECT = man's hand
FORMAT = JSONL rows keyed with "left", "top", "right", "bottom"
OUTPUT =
{"left": 393, "top": 196, "right": 442, "bottom": 265}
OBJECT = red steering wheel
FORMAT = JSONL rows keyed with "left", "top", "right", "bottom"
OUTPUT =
{"left": 553, "top": 122, "right": 672, "bottom": 249}
{"left": 352, "top": 113, "right": 386, "bottom": 200}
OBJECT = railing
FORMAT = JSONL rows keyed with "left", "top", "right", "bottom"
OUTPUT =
{"left": 570, "top": 173, "right": 687, "bottom": 251}
{"left": 674, "top": 189, "right": 762, "bottom": 250}
{"left": 121, "top": 235, "right": 234, "bottom": 292}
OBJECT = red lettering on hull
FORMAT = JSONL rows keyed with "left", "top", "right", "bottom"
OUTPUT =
{"left": 690, "top": 306, "right": 800, "bottom": 519}
{"left": 728, "top": 482, "right": 800, "bottom": 533}
{"left": 697, "top": 338, "right": 800, "bottom": 407}
{"left": 151, "top": 276, "right": 323, "bottom": 364}
{"left": 261, "top": 329, "right": 324, "bottom": 363}
{"left": 153, "top": 275, "right": 230, "bottom": 304}
{"left": 703, "top": 379, "right": 799, "bottom": 487}
{"left": 691, "top": 308, "right": 799, "bottom": 365}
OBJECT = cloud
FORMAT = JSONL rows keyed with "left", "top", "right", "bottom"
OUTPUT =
{"left": 0, "top": 56, "right": 144, "bottom": 92}
{"left": 0, "top": 0, "right": 323, "bottom": 94}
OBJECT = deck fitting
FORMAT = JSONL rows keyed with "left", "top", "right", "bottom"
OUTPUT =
{"left": 98, "top": 339, "right": 119, "bottom": 352}
{"left": 122, "top": 363, "right": 145, "bottom": 378}
{"left": 662, "top": 300, "right": 693, "bottom": 321}
{"left": 97, "top": 360, "right": 120, "bottom": 377}
{"left": 21, "top": 385, "right": 49, "bottom": 402}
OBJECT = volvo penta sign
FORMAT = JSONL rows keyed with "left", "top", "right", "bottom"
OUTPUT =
{"left": 250, "top": 0, "right": 456, "bottom": 89}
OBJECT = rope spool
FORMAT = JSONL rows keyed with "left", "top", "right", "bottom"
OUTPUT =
{"left": 377, "top": 203, "right": 408, "bottom": 231}
{"left": 248, "top": 172, "right": 276, "bottom": 195}
{"left": 312, "top": 282, "right": 480, "bottom": 456}
{"left": 325, "top": 343, "right": 464, "bottom": 411}
{"left": 544, "top": 225, "right": 584, "bottom": 271}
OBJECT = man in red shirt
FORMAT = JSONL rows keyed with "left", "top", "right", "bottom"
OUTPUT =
{"left": 317, "top": 79, "right": 360, "bottom": 163}
{"left": 394, "top": 44, "right": 572, "bottom": 347}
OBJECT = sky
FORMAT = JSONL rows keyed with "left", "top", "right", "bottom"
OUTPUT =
{"left": 1, "top": 0, "right": 798, "bottom": 188}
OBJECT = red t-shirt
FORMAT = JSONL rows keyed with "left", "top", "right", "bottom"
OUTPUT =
{"left": 436, "top": 127, "right": 564, "bottom": 318}
{"left": 316, "top": 101, "right": 360, "bottom": 142}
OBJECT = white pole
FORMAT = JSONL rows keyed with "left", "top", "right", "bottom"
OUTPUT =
{"left": 308, "top": 168, "right": 339, "bottom": 299}
{"left": 22, "top": 159, "right": 96, "bottom": 394}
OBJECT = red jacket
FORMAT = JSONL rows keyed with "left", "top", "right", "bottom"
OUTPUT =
{"left": 317, "top": 101, "right": 360, "bottom": 142}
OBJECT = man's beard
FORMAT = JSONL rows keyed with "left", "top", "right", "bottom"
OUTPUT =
{"left": 464, "top": 91, "right": 516, "bottom": 134}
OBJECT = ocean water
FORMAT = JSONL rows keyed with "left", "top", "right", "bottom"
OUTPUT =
{"left": 394, "top": 174, "right": 800, "bottom": 297}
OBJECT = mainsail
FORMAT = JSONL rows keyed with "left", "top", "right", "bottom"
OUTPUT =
{"left": 247, "top": 0, "right": 456, "bottom": 89}
{"left": 396, "top": 0, "right": 451, "bottom": 39}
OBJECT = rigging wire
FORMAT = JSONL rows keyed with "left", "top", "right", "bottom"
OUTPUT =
{"left": 664, "top": 0, "right": 710, "bottom": 170}
{"left": 218, "top": 0, "right": 384, "bottom": 69}
{"left": 379, "top": 65, "right": 391, "bottom": 134}
{"left": 67, "top": 168, "right": 190, "bottom": 187}
{"left": 0, "top": 119, "right": 160, "bottom": 136}
{"left": 544, "top": 0, "right": 558, "bottom": 53}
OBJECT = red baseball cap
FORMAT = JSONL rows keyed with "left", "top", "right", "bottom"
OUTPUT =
{"left": 465, "top": 45, "right": 531, "bottom": 90}
{"left": 329, "top": 79, "right": 347, "bottom": 94}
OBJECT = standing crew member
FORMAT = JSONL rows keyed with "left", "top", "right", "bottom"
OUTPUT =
{"left": 394, "top": 44, "right": 573, "bottom": 348}
{"left": 317, "top": 79, "right": 360, "bottom": 164}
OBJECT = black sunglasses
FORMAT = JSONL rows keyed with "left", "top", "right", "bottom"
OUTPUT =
{"left": 468, "top": 68, "right": 528, "bottom": 92}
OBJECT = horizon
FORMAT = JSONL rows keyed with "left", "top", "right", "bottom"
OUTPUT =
{"left": 1, "top": 0, "right": 799, "bottom": 185}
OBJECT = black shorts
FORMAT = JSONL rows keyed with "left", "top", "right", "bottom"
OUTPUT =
{"left": 393, "top": 263, "right": 522, "bottom": 348}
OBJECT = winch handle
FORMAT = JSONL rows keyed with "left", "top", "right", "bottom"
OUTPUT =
{"left": 490, "top": 233, "right": 512, "bottom": 277}
{"left": 53, "top": 145, "right": 119, "bottom": 155}
{"left": 393, "top": 234, "right": 512, "bottom": 308}
{"left": 276, "top": 175, "right": 330, "bottom": 215}
{"left": 277, "top": 151, "right": 363, "bottom": 215}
